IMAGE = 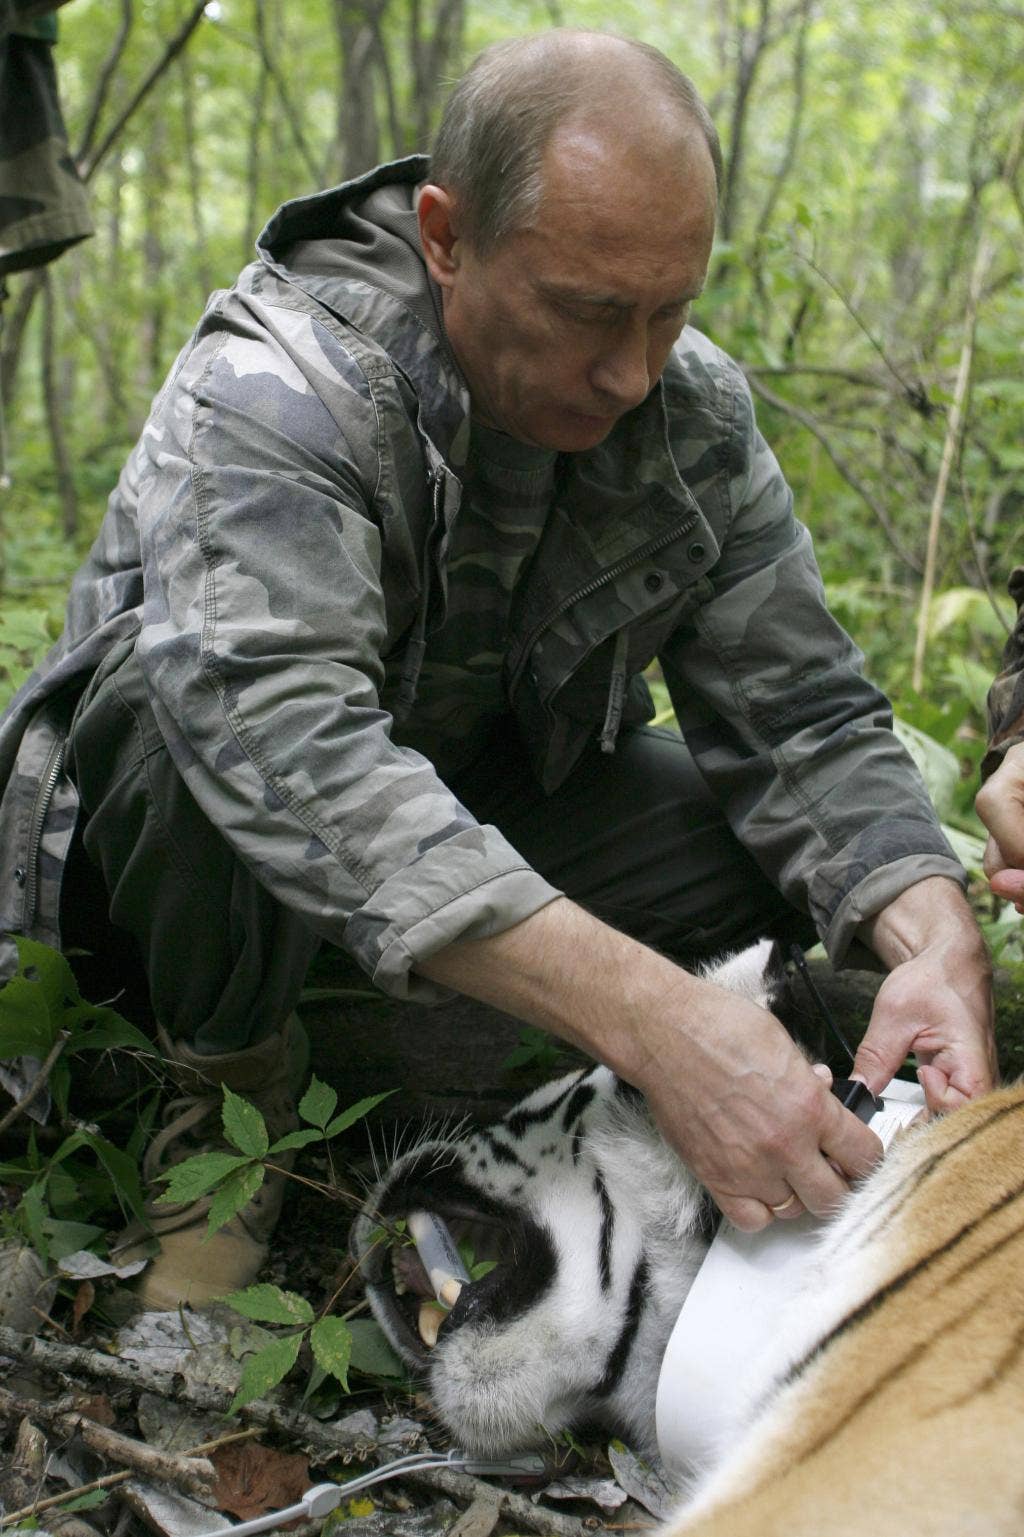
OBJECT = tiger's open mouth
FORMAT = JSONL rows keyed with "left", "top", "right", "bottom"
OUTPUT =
{"left": 352, "top": 1153, "right": 556, "bottom": 1371}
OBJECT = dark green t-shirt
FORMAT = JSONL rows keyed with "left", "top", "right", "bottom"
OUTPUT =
{"left": 393, "top": 421, "right": 557, "bottom": 775}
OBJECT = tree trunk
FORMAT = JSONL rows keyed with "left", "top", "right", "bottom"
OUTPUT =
{"left": 136, "top": 110, "right": 167, "bottom": 401}
{"left": 245, "top": 0, "right": 270, "bottom": 261}
{"left": 178, "top": 50, "right": 214, "bottom": 304}
{"left": 40, "top": 273, "right": 79, "bottom": 542}
{"left": 0, "top": 271, "right": 45, "bottom": 416}
{"left": 334, "top": 0, "right": 382, "bottom": 179}
{"left": 720, "top": 0, "right": 772, "bottom": 243}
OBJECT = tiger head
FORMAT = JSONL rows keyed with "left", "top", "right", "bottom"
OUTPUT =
{"left": 349, "top": 938, "right": 788, "bottom": 1457}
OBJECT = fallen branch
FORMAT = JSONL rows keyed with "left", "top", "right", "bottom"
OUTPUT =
{"left": 0, "top": 1030, "right": 68, "bottom": 1139}
{"left": 0, "top": 1327, "right": 593, "bottom": 1537}
{"left": 0, "top": 1387, "right": 215, "bottom": 1505}
{"left": 0, "top": 1421, "right": 260, "bottom": 1530}
{"left": 404, "top": 1465, "right": 592, "bottom": 1537}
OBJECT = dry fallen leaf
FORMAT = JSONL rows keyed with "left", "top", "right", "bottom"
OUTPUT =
{"left": 70, "top": 1390, "right": 116, "bottom": 1427}
{"left": 71, "top": 1279, "right": 96, "bottom": 1336}
{"left": 210, "top": 1440, "right": 311, "bottom": 1522}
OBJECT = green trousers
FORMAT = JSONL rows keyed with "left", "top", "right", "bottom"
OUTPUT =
{"left": 63, "top": 647, "right": 810, "bottom": 1054}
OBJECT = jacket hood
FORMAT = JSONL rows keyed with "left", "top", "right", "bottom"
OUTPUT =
{"left": 256, "top": 155, "right": 444, "bottom": 341}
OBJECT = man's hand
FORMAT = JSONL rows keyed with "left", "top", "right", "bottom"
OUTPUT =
{"left": 976, "top": 741, "right": 1024, "bottom": 909}
{"left": 633, "top": 979, "right": 881, "bottom": 1230}
{"left": 417, "top": 897, "right": 881, "bottom": 1232}
{"left": 853, "top": 877, "right": 996, "bottom": 1113}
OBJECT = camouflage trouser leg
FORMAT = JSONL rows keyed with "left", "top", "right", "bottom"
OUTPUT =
{"left": 62, "top": 647, "right": 319, "bottom": 1056}
{"left": 449, "top": 723, "right": 814, "bottom": 968}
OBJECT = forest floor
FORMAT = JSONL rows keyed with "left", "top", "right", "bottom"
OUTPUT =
{"left": 3, "top": 952, "right": 1024, "bottom": 1537}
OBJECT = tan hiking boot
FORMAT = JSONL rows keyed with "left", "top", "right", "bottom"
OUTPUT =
{"left": 113, "top": 1018, "right": 308, "bottom": 1311}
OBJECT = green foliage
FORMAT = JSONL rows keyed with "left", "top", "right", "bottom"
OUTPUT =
{"left": 3, "top": 0, "right": 1020, "bottom": 820}
{"left": 501, "top": 1025, "right": 571, "bottom": 1075}
{"left": 153, "top": 1075, "right": 394, "bottom": 1410}
{"left": 154, "top": 1074, "right": 391, "bottom": 1238}
{"left": 0, "top": 938, "right": 158, "bottom": 1260}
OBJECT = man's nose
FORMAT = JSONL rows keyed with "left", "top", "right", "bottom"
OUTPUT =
{"left": 589, "top": 330, "right": 652, "bottom": 410}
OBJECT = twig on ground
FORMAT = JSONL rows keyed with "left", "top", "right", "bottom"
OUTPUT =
{"left": 0, "top": 1326, "right": 595, "bottom": 1537}
{"left": 0, "top": 1387, "right": 216, "bottom": 1503}
{"left": 0, "top": 1030, "right": 69, "bottom": 1139}
{"left": 0, "top": 1416, "right": 262, "bottom": 1530}
{"left": 404, "top": 1464, "right": 593, "bottom": 1537}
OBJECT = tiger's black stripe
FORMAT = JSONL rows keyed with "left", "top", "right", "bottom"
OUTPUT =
{"left": 595, "top": 1169, "right": 614, "bottom": 1292}
{"left": 562, "top": 1082, "right": 598, "bottom": 1131}
{"left": 593, "top": 1256, "right": 649, "bottom": 1398}
{"left": 478, "top": 1129, "right": 534, "bottom": 1173}
{"left": 786, "top": 1166, "right": 1024, "bottom": 1390}
{"left": 833, "top": 1096, "right": 1024, "bottom": 1254}
{"left": 502, "top": 1071, "right": 590, "bottom": 1138}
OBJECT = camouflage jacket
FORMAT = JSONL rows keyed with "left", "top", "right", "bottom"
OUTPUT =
{"left": 0, "top": 157, "right": 963, "bottom": 998}
{"left": 983, "top": 566, "right": 1024, "bottom": 780}
{"left": 0, "top": 1, "right": 92, "bottom": 278}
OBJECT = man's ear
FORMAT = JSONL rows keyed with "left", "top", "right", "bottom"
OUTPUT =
{"left": 417, "top": 183, "right": 461, "bottom": 288}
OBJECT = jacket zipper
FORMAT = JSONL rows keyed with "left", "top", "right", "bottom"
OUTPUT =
{"left": 507, "top": 511, "right": 701, "bottom": 700}
{"left": 394, "top": 465, "right": 449, "bottom": 719}
{"left": 23, "top": 736, "right": 65, "bottom": 929}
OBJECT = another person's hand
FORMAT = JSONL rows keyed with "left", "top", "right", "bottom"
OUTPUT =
{"left": 852, "top": 877, "right": 996, "bottom": 1114}
{"left": 976, "top": 741, "right": 1024, "bottom": 910}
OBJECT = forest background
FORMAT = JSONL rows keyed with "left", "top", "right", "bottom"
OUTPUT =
{"left": 1, "top": 0, "right": 1023, "bottom": 938}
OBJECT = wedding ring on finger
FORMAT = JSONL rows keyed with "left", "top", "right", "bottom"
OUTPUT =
{"left": 769, "top": 1192, "right": 799, "bottom": 1216}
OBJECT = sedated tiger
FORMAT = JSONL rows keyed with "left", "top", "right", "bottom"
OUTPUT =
{"left": 351, "top": 940, "right": 1024, "bottom": 1535}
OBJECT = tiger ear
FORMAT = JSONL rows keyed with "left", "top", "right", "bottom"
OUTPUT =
{"left": 699, "top": 937, "right": 778, "bottom": 1008}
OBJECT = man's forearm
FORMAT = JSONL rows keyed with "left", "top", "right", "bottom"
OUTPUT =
{"left": 416, "top": 895, "right": 697, "bottom": 1086}
{"left": 856, "top": 874, "right": 987, "bottom": 970}
{"left": 418, "top": 895, "right": 884, "bottom": 1230}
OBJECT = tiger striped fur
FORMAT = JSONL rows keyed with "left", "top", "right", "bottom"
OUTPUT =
{"left": 667, "top": 1081, "right": 1024, "bottom": 1536}
{"left": 353, "top": 942, "right": 1024, "bottom": 1533}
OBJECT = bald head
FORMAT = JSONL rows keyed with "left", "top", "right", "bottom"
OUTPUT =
{"left": 430, "top": 30, "right": 721, "bottom": 253}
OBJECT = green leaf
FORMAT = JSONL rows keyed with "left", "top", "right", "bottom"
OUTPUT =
{"left": 228, "top": 1331, "right": 303, "bottom": 1413}
{"left": 77, "top": 1131, "right": 147, "bottom": 1222}
{"left": 267, "top": 1126, "right": 325, "bottom": 1154}
{"left": 41, "top": 1219, "right": 104, "bottom": 1261}
{"left": 219, "top": 1282, "right": 314, "bottom": 1326}
{"left": 18, "top": 1180, "right": 49, "bottom": 1259}
{"left": 44, "top": 1163, "right": 81, "bottom": 1215}
{"left": 309, "top": 1315, "right": 352, "bottom": 1391}
{"left": 61, "top": 1003, "right": 157, "bottom": 1055}
{"left": 206, "top": 1164, "right": 265, "bottom": 1237}
{"left": 345, "top": 1318, "right": 406, "bottom": 1379}
{"left": 13, "top": 935, "right": 80, "bottom": 1015}
{"left": 222, "top": 1085, "right": 269, "bottom": 1158}
{"left": 154, "top": 1150, "right": 253, "bottom": 1205}
{"left": 323, "top": 1091, "right": 393, "bottom": 1138}
{"left": 298, "top": 1076, "right": 338, "bottom": 1130}
{"left": 0, "top": 975, "right": 55, "bottom": 1059}
{"left": 892, "top": 718, "right": 958, "bottom": 820}
{"left": 58, "top": 1490, "right": 110, "bottom": 1514}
